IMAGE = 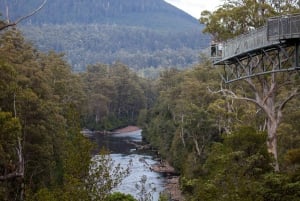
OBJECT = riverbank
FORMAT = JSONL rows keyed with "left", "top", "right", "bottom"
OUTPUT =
{"left": 165, "top": 176, "right": 184, "bottom": 201}
{"left": 151, "top": 161, "right": 184, "bottom": 201}
{"left": 81, "top": 125, "right": 141, "bottom": 136}
{"left": 113, "top": 125, "right": 141, "bottom": 133}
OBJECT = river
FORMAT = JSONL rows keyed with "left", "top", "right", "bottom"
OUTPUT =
{"left": 89, "top": 129, "right": 166, "bottom": 201}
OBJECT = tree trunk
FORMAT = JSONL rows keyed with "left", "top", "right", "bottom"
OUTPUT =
{"left": 180, "top": 114, "right": 186, "bottom": 147}
{"left": 193, "top": 134, "right": 205, "bottom": 157}
{"left": 261, "top": 78, "right": 280, "bottom": 171}
{"left": 0, "top": 137, "right": 25, "bottom": 200}
{"left": 266, "top": 117, "right": 279, "bottom": 171}
{"left": 14, "top": 92, "right": 17, "bottom": 118}
{"left": 192, "top": 136, "right": 201, "bottom": 157}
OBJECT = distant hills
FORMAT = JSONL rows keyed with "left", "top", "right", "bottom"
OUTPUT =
{"left": 2, "top": 0, "right": 210, "bottom": 74}
{"left": 5, "top": 0, "right": 203, "bottom": 31}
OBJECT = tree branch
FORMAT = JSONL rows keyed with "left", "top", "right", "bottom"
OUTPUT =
{"left": 244, "top": 77, "right": 263, "bottom": 103}
{"left": 208, "top": 85, "right": 260, "bottom": 106}
{"left": 0, "top": 0, "right": 47, "bottom": 31}
{"left": 0, "top": 171, "right": 23, "bottom": 181}
{"left": 262, "top": 82, "right": 276, "bottom": 105}
{"left": 276, "top": 88, "right": 300, "bottom": 124}
{"left": 278, "top": 89, "right": 300, "bottom": 112}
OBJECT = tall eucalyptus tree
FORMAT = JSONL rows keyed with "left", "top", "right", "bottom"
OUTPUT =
{"left": 200, "top": 0, "right": 300, "bottom": 171}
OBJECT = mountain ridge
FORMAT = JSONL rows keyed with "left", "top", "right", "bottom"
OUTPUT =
{"left": 5, "top": 0, "right": 202, "bottom": 31}
{"left": 2, "top": 0, "right": 210, "bottom": 73}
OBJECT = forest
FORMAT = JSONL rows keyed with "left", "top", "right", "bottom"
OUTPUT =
{"left": 0, "top": 28, "right": 146, "bottom": 200}
{"left": 20, "top": 24, "right": 207, "bottom": 73}
{"left": 1, "top": 0, "right": 300, "bottom": 201}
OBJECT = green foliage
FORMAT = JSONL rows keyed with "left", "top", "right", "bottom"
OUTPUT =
{"left": 262, "top": 173, "right": 300, "bottom": 201}
{"left": 200, "top": 0, "right": 300, "bottom": 41}
{"left": 143, "top": 66, "right": 222, "bottom": 172}
{"left": 80, "top": 63, "right": 148, "bottom": 130}
{"left": 285, "top": 148, "right": 300, "bottom": 167}
{"left": 0, "top": 112, "right": 22, "bottom": 200}
{"left": 158, "top": 193, "right": 170, "bottom": 201}
{"left": 182, "top": 127, "right": 272, "bottom": 201}
{"left": 0, "top": 112, "right": 21, "bottom": 165}
{"left": 143, "top": 57, "right": 300, "bottom": 201}
{"left": 180, "top": 126, "right": 300, "bottom": 201}
{"left": 0, "top": 29, "right": 132, "bottom": 200}
{"left": 105, "top": 192, "right": 137, "bottom": 201}
{"left": 278, "top": 105, "right": 300, "bottom": 171}
{"left": 86, "top": 149, "right": 131, "bottom": 201}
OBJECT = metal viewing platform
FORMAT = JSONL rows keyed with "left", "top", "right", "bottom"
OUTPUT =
{"left": 213, "top": 14, "right": 300, "bottom": 83}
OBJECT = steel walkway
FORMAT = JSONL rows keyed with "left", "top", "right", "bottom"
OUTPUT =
{"left": 213, "top": 14, "right": 300, "bottom": 83}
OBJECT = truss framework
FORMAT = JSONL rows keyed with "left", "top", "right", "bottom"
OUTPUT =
{"left": 218, "top": 40, "right": 300, "bottom": 83}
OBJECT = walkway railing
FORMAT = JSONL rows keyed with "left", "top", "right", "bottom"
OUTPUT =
{"left": 221, "top": 26, "right": 278, "bottom": 60}
{"left": 268, "top": 14, "right": 300, "bottom": 41}
{"left": 214, "top": 14, "right": 300, "bottom": 63}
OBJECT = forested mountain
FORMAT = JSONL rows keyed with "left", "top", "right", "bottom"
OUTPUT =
{"left": 2, "top": 0, "right": 210, "bottom": 72}
{"left": 6, "top": 0, "right": 199, "bottom": 30}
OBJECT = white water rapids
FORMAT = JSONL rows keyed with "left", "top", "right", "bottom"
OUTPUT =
{"left": 91, "top": 130, "right": 165, "bottom": 200}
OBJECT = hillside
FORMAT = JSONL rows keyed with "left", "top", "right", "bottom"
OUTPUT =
{"left": 5, "top": 0, "right": 202, "bottom": 31}
{"left": 2, "top": 0, "right": 210, "bottom": 73}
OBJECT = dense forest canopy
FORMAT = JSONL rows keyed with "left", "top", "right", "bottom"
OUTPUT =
{"left": 142, "top": 65, "right": 300, "bottom": 201}
{"left": 0, "top": 28, "right": 144, "bottom": 200}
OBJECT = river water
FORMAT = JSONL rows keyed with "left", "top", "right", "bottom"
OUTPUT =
{"left": 90, "top": 130, "right": 165, "bottom": 201}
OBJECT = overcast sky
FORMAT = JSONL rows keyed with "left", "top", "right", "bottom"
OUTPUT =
{"left": 164, "top": 0, "right": 223, "bottom": 19}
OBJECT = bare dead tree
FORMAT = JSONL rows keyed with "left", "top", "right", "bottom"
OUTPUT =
{"left": 0, "top": 0, "right": 47, "bottom": 31}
